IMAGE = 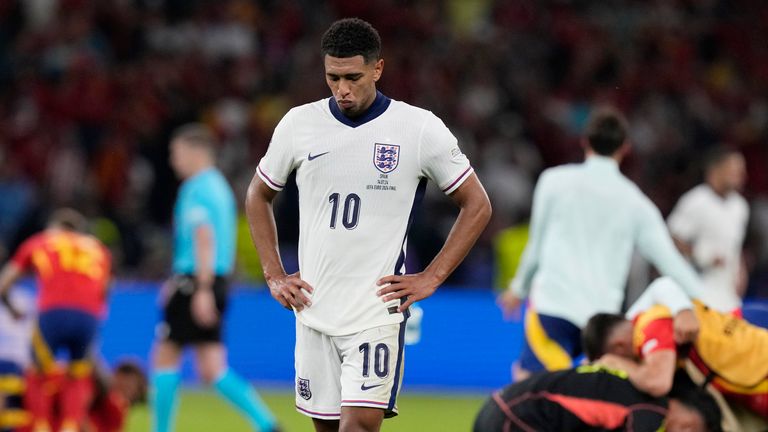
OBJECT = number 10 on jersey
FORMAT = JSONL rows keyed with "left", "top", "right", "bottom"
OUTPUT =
{"left": 328, "top": 193, "right": 361, "bottom": 229}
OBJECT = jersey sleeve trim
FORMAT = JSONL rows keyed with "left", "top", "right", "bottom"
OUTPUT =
{"left": 441, "top": 167, "right": 473, "bottom": 194}
{"left": 257, "top": 165, "right": 285, "bottom": 191}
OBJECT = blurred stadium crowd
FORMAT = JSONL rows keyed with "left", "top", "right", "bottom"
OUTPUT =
{"left": 0, "top": 0, "right": 767, "bottom": 294}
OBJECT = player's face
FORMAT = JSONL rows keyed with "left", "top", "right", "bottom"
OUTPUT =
{"left": 325, "top": 55, "right": 383, "bottom": 117}
{"left": 113, "top": 371, "right": 146, "bottom": 405}
{"left": 169, "top": 139, "right": 193, "bottom": 179}
{"left": 606, "top": 320, "right": 635, "bottom": 359}
{"left": 720, "top": 153, "right": 746, "bottom": 192}
{"left": 665, "top": 399, "right": 707, "bottom": 432}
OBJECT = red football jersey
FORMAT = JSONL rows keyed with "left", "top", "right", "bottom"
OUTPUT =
{"left": 12, "top": 230, "right": 111, "bottom": 316}
{"left": 86, "top": 390, "right": 128, "bottom": 432}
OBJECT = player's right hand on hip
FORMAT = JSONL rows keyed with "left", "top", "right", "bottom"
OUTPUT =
{"left": 267, "top": 272, "right": 313, "bottom": 312}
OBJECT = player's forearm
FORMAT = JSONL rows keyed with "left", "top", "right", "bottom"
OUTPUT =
{"left": 0, "top": 264, "right": 21, "bottom": 313}
{"left": 194, "top": 225, "right": 215, "bottom": 288}
{"left": 641, "top": 226, "right": 703, "bottom": 299}
{"left": 508, "top": 248, "right": 537, "bottom": 298}
{"left": 601, "top": 350, "right": 676, "bottom": 397}
{"left": 629, "top": 354, "right": 675, "bottom": 397}
{"left": 0, "top": 264, "right": 21, "bottom": 297}
{"left": 245, "top": 178, "right": 286, "bottom": 281}
{"left": 424, "top": 178, "right": 491, "bottom": 284}
{"left": 626, "top": 277, "right": 693, "bottom": 319}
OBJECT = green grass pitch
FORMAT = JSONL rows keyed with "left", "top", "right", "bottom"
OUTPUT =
{"left": 126, "top": 388, "right": 486, "bottom": 431}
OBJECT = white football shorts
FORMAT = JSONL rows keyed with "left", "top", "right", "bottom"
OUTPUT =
{"left": 294, "top": 320, "right": 406, "bottom": 420}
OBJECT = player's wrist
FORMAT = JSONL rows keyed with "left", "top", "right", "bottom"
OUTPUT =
{"left": 264, "top": 269, "right": 288, "bottom": 284}
{"left": 195, "top": 276, "right": 214, "bottom": 291}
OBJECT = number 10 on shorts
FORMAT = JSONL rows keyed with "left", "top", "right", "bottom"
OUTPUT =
{"left": 359, "top": 342, "right": 389, "bottom": 378}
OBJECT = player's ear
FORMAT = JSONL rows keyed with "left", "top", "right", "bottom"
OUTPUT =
{"left": 373, "top": 58, "right": 384, "bottom": 82}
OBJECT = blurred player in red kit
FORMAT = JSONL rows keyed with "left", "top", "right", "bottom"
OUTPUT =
{"left": 0, "top": 209, "right": 112, "bottom": 432}
{"left": 84, "top": 361, "right": 147, "bottom": 432}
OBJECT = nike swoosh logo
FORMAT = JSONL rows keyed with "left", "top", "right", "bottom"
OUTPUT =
{"left": 308, "top": 151, "right": 329, "bottom": 161}
{"left": 360, "top": 383, "right": 384, "bottom": 391}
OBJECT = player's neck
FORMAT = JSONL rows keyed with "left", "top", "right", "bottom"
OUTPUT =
{"left": 185, "top": 162, "right": 213, "bottom": 179}
{"left": 706, "top": 180, "right": 729, "bottom": 199}
{"left": 585, "top": 150, "right": 622, "bottom": 164}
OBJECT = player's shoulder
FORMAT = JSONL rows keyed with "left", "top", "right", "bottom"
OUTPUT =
{"left": 282, "top": 99, "right": 333, "bottom": 122}
{"left": 680, "top": 184, "right": 710, "bottom": 203}
{"left": 22, "top": 231, "right": 48, "bottom": 247}
{"left": 387, "top": 99, "right": 441, "bottom": 125}
{"left": 75, "top": 231, "right": 108, "bottom": 248}
{"left": 187, "top": 169, "right": 229, "bottom": 194}
{"left": 732, "top": 191, "right": 749, "bottom": 212}
{"left": 537, "top": 163, "right": 583, "bottom": 185}
{"left": 388, "top": 99, "right": 431, "bottom": 115}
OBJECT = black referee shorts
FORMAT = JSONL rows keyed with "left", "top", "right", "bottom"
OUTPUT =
{"left": 158, "top": 274, "right": 229, "bottom": 346}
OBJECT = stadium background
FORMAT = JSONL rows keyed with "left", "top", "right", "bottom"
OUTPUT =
{"left": 2, "top": 0, "right": 768, "bottom": 430}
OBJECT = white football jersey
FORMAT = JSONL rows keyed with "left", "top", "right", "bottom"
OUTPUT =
{"left": 668, "top": 184, "right": 749, "bottom": 312}
{"left": 0, "top": 289, "right": 34, "bottom": 367}
{"left": 257, "top": 92, "right": 472, "bottom": 335}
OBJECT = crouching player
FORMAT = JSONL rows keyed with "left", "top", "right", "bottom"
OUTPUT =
{"left": 84, "top": 360, "right": 147, "bottom": 432}
{"left": 584, "top": 277, "right": 768, "bottom": 422}
{"left": 473, "top": 365, "right": 721, "bottom": 431}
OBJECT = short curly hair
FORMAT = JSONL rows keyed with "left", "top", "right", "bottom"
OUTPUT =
{"left": 321, "top": 18, "right": 381, "bottom": 63}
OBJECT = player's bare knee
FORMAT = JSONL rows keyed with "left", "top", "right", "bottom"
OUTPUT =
{"left": 196, "top": 361, "right": 221, "bottom": 385}
{"left": 198, "top": 370, "right": 217, "bottom": 386}
{"left": 194, "top": 344, "right": 225, "bottom": 385}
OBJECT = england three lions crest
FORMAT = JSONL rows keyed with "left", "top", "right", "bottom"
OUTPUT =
{"left": 374, "top": 143, "right": 400, "bottom": 173}
{"left": 297, "top": 378, "right": 312, "bottom": 400}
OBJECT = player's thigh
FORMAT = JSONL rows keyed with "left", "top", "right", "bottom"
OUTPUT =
{"left": 338, "top": 323, "right": 404, "bottom": 417}
{"left": 518, "top": 308, "right": 581, "bottom": 374}
{"left": 152, "top": 340, "right": 183, "bottom": 369}
{"left": 295, "top": 321, "right": 343, "bottom": 420}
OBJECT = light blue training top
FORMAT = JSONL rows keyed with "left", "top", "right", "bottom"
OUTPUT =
{"left": 173, "top": 168, "right": 236, "bottom": 276}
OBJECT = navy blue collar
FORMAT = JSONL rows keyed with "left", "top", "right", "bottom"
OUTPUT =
{"left": 328, "top": 91, "right": 391, "bottom": 128}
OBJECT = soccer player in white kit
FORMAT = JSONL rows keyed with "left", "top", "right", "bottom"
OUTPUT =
{"left": 667, "top": 148, "right": 749, "bottom": 313}
{"left": 245, "top": 18, "right": 492, "bottom": 432}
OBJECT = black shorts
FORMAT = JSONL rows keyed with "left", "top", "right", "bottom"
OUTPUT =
{"left": 159, "top": 275, "right": 229, "bottom": 345}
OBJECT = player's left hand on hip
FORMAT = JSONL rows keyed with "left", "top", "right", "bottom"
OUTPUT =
{"left": 191, "top": 288, "right": 219, "bottom": 328}
{"left": 673, "top": 308, "right": 699, "bottom": 344}
{"left": 376, "top": 273, "right": 440, "bottom": 313}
